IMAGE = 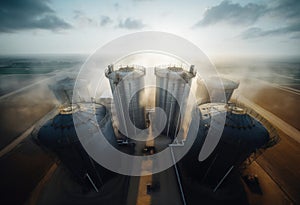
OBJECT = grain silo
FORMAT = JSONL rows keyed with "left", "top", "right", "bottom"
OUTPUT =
{"left": 155, "top": 65, "right": 196, "bottom": 139}
{"left": 105, "top": 65, "right": 146, "bottom": 138}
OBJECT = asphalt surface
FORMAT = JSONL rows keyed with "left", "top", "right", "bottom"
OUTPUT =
{"left": 242, "top": 162, "right": 292, "bottom": 205}
{"left": 0, "top": 138, "right": 54, "bottom": 205}
{"left": 34, "top": 165, "right": 130, "bottom": 205}
{"left": 127, "top": 167, "right": 183, "bottom": 205}
{"left": 0, "top": 82, "right": 57, "bottom": 150}
{"left": 126, "top": 131, "right": 183, "bottom": 205}
{"left": 234, "top": 79, "right": 300, "bottom": 204}
{"left": 236, "top": 78, "right": 300, "bottom": 130}
{"left": 256, "top": 130, "right": 300, "bottom": 204}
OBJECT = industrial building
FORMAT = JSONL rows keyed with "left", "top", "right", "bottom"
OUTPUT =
{"left": 0, "top": 64, "right": 281, "bottom": 205}
{"left": 37, "top": 103, "right": 117, "bottom": 192}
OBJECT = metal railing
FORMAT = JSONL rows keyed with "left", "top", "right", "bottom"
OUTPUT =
{"left": 229, "top": 100, "right": 280, "bottom": 168}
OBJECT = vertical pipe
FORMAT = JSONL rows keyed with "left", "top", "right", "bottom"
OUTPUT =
{"left": 170, "top": 146, "right": 187, "bottom": 205}
{"left": 85, "top": 173, "right": 99, "bottom": 192}
{"left": 213, "top": 165, "right": 234, "bottom": 192}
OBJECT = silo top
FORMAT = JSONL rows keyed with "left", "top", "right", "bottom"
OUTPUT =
{"left": 199, "top": 103, "right": 270, "bottom": 149}
{"left": 168, "top": 66, "right": 184, "bottom": 72}
{"left": 37, "top": 103, "right": 109, "bottom": 148}
{"left": 155, "top": 65, "right": 196, "bottom": 82}
{"left": 105, "top": 65, "right": 145, "bottom": 84}
{"left": 119, "top": 66, "right": 135, "bottom": 72}
{"left": 59, "top": 104, "right": 79, "bottom": 114}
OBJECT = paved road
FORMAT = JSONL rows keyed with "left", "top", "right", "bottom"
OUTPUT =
{"left": 126, "top": 118, "right": 183, "bottom": 205}
{"left": 243, "top": 161, "right": 292, "bottom": 205}
{"left": 235, "top": 95, "right": 300, "bottom": 204}
{"left": 235, "top": 78, "right": 300, "bottom": 130}
{"left": 0, "top": 137, "right": 55, "bottom": 205}
{"left": 0, "top": 106, "right": 59, "bottom": 158}
{"left": 257, "top": 130, "right": 300, "bottom": 204}
{"left": 237, "top": 95, "right": 300, "bottom": 143}
{"left": 0, "top": 68, "right": 77, "bottom": 150}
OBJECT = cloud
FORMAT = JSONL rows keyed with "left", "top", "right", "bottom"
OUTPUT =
{"left": 194, "top": 0, "right": 300, "bottom": 39}
{"left": 194, "top": 1, "right": 267, "bottom": 27}
{"left": 239, "top": 0, "right": 300, "bottom": 39}
{"left": 118, "top": 18, "right": 145, "bottom": 29}
{"left": 114, "top": 3, "right": 120, "bottom": 10}
{"left": 73, "top": 10, "right": 84, "bottom": 19}
{"left": 132, "top": 0, "right": 154, "bottom": 2}
{"left": 290, "top": 33, "right": 300, "bottom": 39}
{"left": 73, "top": 10, "right": 95, "bottom": 27}
{"left": 73, "top": 11, "right": 113, "bottom": 28}
{"left": 100, "top": 16, "right": 113, "bottom": 26}
{"left": 240, "top": 27, "right": 264, "bottom": 39}
{"left": 0, "top": 0, "right": 72, "bottom": 32}
{"left": 269, "top": 0, "right": 300, "bottom": 20}
{"left": 241, "top": 23, "right": 300, "bottom": 39}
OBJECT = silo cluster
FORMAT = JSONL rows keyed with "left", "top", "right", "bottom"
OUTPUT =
{"left": 106, "top": 64, "right": 196, "bottom": 140}
{"left": 33, "top": 63, "right": 279, "bottom": 201}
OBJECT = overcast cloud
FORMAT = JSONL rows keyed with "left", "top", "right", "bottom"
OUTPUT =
{"left": 240, "top": 0, "right": 300, "bottom": 39}
{"left": 100, "top": 16, "right": 113, "bottom": 26}
{"left": 194, "top": 1, "right": 267, "bottom": 27}
{"left": 194, "top": 0, "right": 300, "bottom": 39}
{"left": 73, "top": 10, "right": 97, "bottom": 27}
{"left": 269, "top": 0, "right": 300, "bottom": 21}
{"left": 118, "top": 18, "right": 145, "bottom": 29}
{"left": 241, "top": 23, "right": 300, "bottom": 39}
{"left": 0, "top": 0, "right": 72, "bottom": 33}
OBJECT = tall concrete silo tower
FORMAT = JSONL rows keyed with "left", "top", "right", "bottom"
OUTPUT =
{"left": 155, "top": 65, "right": 196, "bottom": 139}
{"left": 105, "top": 65, "right": 146, "bottom": 137}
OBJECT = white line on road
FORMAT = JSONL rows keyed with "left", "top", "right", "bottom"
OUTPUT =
{"left": 170, "top": 146, "right": 187, "bottom": 205}
{"left": 27, "top": 163, "right": 58, "bottom": 205}
{"left": 238, "top": 95, "right": 300, "bottom": 144}
{"left": 251, "top": 77, "right": 300, "bottom": 96}
{"left": 0, "top": 68, "right": 76, "bottom": 100}
{"left": 0, "top": 75, "right": 57, "bottom": 100}
{"left": 271, "top": 84, "right": 300, "bottom": 96}
{"left": 0, "top": 106, "right": 59, "bottom": 158}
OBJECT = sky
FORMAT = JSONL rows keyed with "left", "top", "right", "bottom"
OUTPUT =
{"left": 0, "top": 0, "right": 299, "bottom": 57}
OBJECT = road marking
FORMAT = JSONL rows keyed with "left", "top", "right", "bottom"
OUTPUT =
{"left": 27, "top": 163, "right": 58, "bottom": 205}
{"left": 0, "top": 68, "right": 75, "bottom": 100}
{"left": 136, "top": 164, "right": 152, "bottom": 205}
{"left": 254, "top": 161, "right": 295, "bottom": 204}
{"left": 237, "top": 95, "right": 300, "bottom": 143}
{"left": 0, "top": 75, "right": 56, "bottom": 100}
{"left": 270, "top": 84, "right": 300, "bottom": 96}
{"left": 0, "top": 106, "right": 59, "bottom": 158}
{"left": 170, "top": 146, "right": 186, "bottom": 205}
{"left": 250, "top": 77, "right": 300, "bottom": 96}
